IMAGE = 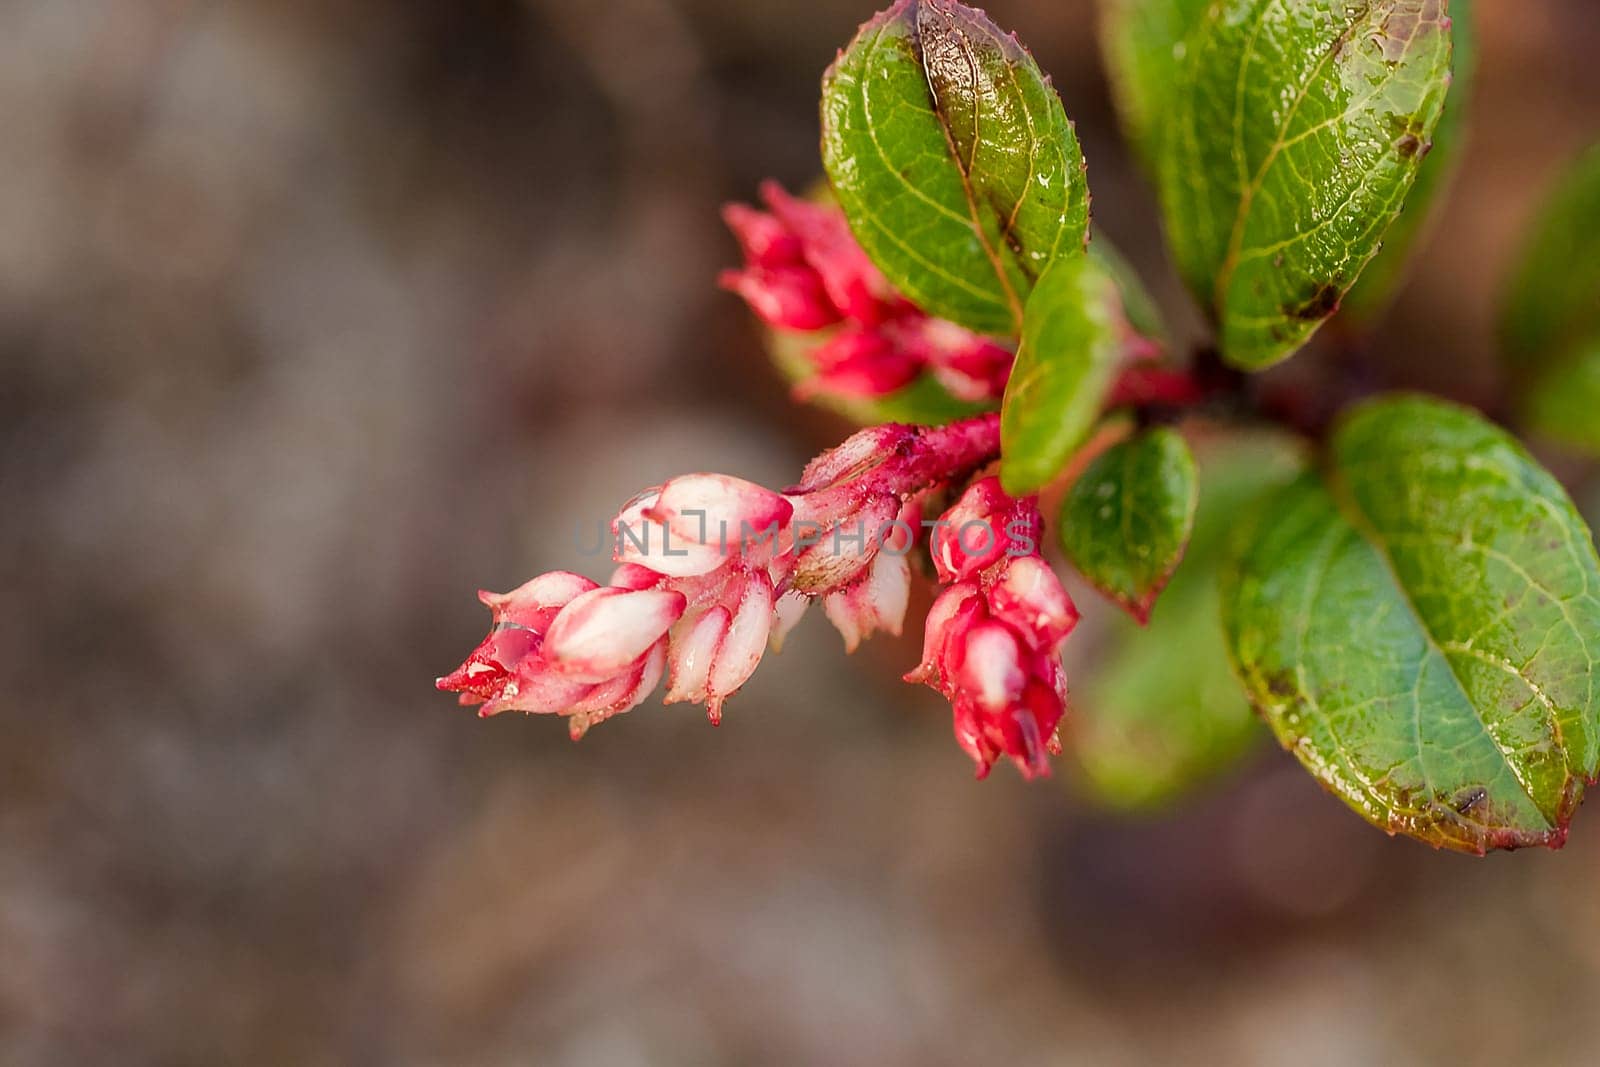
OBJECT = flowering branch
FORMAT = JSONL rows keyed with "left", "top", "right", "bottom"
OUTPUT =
{"left": 439, "top": 414, "right": 1087, "bottom": 776}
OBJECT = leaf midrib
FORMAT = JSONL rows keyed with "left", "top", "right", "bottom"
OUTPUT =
{"left": 909, "top": 3, "right": 1026, "bottom": 333}
{"left": 1212, "top": 0, "right": 1381, "bottom": 315}
{"left": 1326, "top": 471, "right": 1563, "bottom": 829}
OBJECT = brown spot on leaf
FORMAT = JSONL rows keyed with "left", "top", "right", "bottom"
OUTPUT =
{"left": 1287, "top": 283, "right": 1342, "bottom": 321}
{"left": 1375, "top": 0, "right": 1445, "bottom": 61}
{"left": 1261, "top": 670, "right": 1299, "bottom": 702}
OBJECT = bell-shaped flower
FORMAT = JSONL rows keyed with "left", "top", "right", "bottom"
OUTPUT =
{"left": 720, "top": 181, "right": 895, "bottom": 328}
{"left": 613, "top": 473, "right": 793, "bottom": 578}
{"left": 664, "top": 571, "right": 776, "bottom": 723}
{"left": 930, "top": 476, "right": 1015, "bottom": 583}
{"left": 904, "top": 580, "right": 983, "bottom": 689}
{"left": 543, "top": 586, "right": 689, "bottom": 683}
{"left": 442, "top": 413, "right": 1024, "bottom": 750}
{"left": 823, "top": 549, "right": 911, "bottom": 653}
{"left": 790, "top": 492, "right": 900, "bottom": 594}
{"left": 905, "top": 486, "right": 1079, "bottom": 779}
{"left": 436, "top": 573, "right": 686, "bottom": 725}
{"left": 768, "top": 588, "right": 812, "bottom": 653}
{"left": 797, "top": 329, "right": 922, "bottom": 400}
{"left": 988, "top": 555, "right": 1079, "bottom": 650}
{"left": 721, "top": 183, "right": 1020, "bottom": 404}
{"left": 899, "top": 318, "right": 1013, "bottom": 402}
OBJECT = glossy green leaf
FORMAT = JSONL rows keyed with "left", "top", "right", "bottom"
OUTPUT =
{"left": 766, "top": 328, "right": 994, "bottom": 426}
{"left": 820, "top": 0, "right": 1089, "bottom": 338}
{"left": 1342, "top": 0, "right": 1475, "bottom": 321}
{"left": 1157, "top": 0, "right": 1454, "bottom": 369}
{"left": 1221, "top": 396, "right": 1600, "bottom": 853}
{"left": 1520, "top": 338, "right": 1600, "bottom": 455}
{"left": 1072, "top": 434, "right": 1304, "bottom": 810}
{"left": 1502, "top": 145, "right": 1600, "bottom": 373}
{"left": 1098, "top": 0, "right": 1212, "bottom": 167}
{"left": 1059, "top": 428, "right": 1198, "bottom": 623}
{"left": 1000, "top": 255, "right": 1123, "bottom": 495}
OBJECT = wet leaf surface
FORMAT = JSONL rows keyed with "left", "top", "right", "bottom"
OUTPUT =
{"left": 1059, "top": 427, "right": 1198, "bottom": 624}
{"left": 1000, "top": 255, "right": 1122, "bottom": 494}
{"left": 1342, "top": 0, "right": 1474, "bottom": 321}
{"left": 1071, "top": 434, "right": 1304, "bottom": 810}
{"left": 1156, "top": 0, "right": 1454, "bottom": 369}
{"left": 1221, "top": 396, "right": 1600, "bottom": 852}
{"left": 821, "top": 0, "right": 1089, "bottom": 337}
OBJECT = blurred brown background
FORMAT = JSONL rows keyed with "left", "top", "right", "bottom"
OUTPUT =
{"left": 3, "top": 2, "right": 1599, "bottom": 1064}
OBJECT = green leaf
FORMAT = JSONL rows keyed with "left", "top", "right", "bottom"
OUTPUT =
{"left": 820, "top": 0, "right": 1089, "bottom": 338}
{"left": 767, "top": 327, "right": 994, "bottom": 426}
{"left": 1089, "top": 233, "right": 1167, "bottom": 345}
{"left": 1342, "top": 0, "right": 1475, "bottom": 322}
{"left": 1059, "top": 428, "right": 1198, "bottom": 623}
{"left": 1221, "top": 395, "right": 1600, "bottom": 853}
{"left": 1501, "top": 145, "right": 1600, "bottom": 456}
{"left": 1071, "top": 433, "right": 1304, "bottom": 810}
{"left": 1000, "top": 255, "right": 1123, "bottom": 495}
{"left": 1501, "top": 145, "right": 1600, "bottom": 372}
{"left": 1521, "top": 338, "right": 1600, "bottom": 455}
{"left": 1156, "top": 0, "right": 1454, "bottom": 370}
{"left": 1098, "top": 0, "right": 1212, "bottom": 168}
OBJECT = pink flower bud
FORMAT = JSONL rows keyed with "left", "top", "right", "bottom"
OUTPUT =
{"left": 904, "top": 488, "right": 1077, "bottom": 779}
{"left": 665, "top": 606, "right": 730, "bottom": 706}
{"left": 988, "top": 556, "right": 1078, "bottom": 651}
{"left": 953, "top": 621, "right": 1028, "bottom": 713}
{"left": 435, "top": 625, "right": 595, "bottom": 718}
{"left": 437, "top": 573, "right": 607, "bottom": 716}
{"left": 719, "top": 265, "right": 842, "bottom": 331}
{"left": 664, "top": 571, "right": 775, "bottom": 723}
{"left": 707, "top": 572, "right": 775, "bottom": 722}
{"left": 608, "top": 562, "right": 666, "bottom": 591}
{"left": 950, "top": 674, "right": 1061, "bottom": 781}
{"left": 567, "top": 638, "right": 669, "bottom": 739}
{"left": 931, "top": 477, "right": 1014, "bottom": 583}
{"left": 901, "top": 318, "right": 1013, "bottom": 402}
{"left": 904, "top": 581, "right": 982, "bottom": 687}
{"left": 543, "top": 587, "right": 688, "bottom": 682}
{"left": 768, "top": 588, "right": 811, "bottom": 653}
{"left": 758, "top": 181, "right": 894, "bottom": 325}
{"left": 721, "top": 202, "right": 804, "bottom": 269}
{"left": 790, "top": 493, "right": 899, "bottom": 593}
{"left": 613, "top": 475, "right": 793, "bottom": 578}
{"left": 477, "top": 571, "right": 598, "bottom": 630}
{"left": 791, "top": 424, "right": 907, "bottom": 494}
{"left": 797, "top": 329, "right": 922, "bottom": 400}
{"left": 823, "top": 549, "right": 911, "bottom": 653}
{"left": 652, "top": 473, "right": 794, "bottom": 539}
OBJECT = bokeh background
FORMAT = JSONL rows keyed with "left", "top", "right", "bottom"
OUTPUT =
{"left": 3, "top": 1, "right": 1600, "bottom": 1064}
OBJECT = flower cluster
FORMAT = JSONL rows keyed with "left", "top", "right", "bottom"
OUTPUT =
{"left": 441, "top": 416, "right": 1082, "bottom": 763}
{"left": 720, "top": 182, "right": 1013, "bottom": 402}
{"left": 433, "top": 571, "right": 683, "bottom": 739}
{"left": 438, "top": 412, "right": 1085, "bottom": 779}
{"left": 907, "top": 478, "right": 1079, "bottom": 779}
